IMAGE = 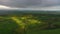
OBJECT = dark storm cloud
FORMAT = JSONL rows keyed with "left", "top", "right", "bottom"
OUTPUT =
{"left": 0, "top": 0, "right": 60, "bottom": 8}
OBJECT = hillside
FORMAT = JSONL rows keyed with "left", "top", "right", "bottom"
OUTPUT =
{"left": 0, "top": 10, "right": 60, "bottom": 34}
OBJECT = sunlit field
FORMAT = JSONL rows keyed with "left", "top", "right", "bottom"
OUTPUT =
{"left": 0, "top": 10, "right": 60, "bottom": 34}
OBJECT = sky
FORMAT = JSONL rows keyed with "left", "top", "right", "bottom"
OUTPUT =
{"left": 0, "top": 0, "right": 60, "bottom": 10}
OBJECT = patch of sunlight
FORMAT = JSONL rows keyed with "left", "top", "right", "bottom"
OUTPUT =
{"left": 38, "top": 21, "right": 41, "bottom": 23}
{"left": 11, "top": 17, "right": 22, "bottom": 24}
{"left": 0, "top": 16, "right": 3, "bottom": 18}
{"left": 28, "top": 19, "right": 41, "bottom": 24}
{"left": 11, "top": 17, "right": 25, "bottom": 28}
{"left": 20, "top": 23, "right": 26, "bottom": 29}
{"left": 21, "top": 16, "right": 27, "bottom": 19}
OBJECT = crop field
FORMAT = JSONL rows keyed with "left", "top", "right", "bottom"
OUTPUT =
{"left": 0, "top": 14, "right": 60, "bottom": 34}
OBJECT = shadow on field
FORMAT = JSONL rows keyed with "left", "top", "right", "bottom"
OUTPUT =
{"left": 0, "top": 18, "right": 24, "bottom": 34}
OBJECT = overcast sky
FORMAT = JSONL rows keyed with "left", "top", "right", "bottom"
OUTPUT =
{"left": 0, "top": 0, "right": 60, "bottom": 10}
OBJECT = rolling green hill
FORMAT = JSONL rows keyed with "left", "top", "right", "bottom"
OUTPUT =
{"left": 0, "top": 10, "right": 60, "bottom": 34}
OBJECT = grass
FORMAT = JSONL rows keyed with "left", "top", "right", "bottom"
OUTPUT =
{"left": 26, "top": 29, "right": 60, "bottom": 34}
{"left": 1, "top": 15, "right": 60, "bottom": 34}
{"left": 0, "top": 16, "right": 19, "bottom": 34}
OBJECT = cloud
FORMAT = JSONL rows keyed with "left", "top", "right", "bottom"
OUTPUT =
{"left": 0, "top": 0, "right": 60, "bottom": 8}
{"left": 0, "top": 5, "right": 18, "bottom": 10}
{"left": 0, "top": 5, "right": 10, "bottom": 9}
{"left": 0, "top": 0, "right": 60, "bottom": 11}
{"left": 0, "top": 4, "right": 60, "bottom": 11}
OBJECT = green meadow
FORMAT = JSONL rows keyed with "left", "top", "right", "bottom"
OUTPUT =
{"left": 0, "top": 11, "right": 60, "bottom": 34}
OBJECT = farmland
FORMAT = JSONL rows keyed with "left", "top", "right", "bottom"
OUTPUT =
{"left": 0, "top": 10, "right": 60, "bottom": 34}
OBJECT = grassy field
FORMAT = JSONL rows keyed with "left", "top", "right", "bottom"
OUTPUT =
{"left": 0, "top": 14, "right": 60, "bottom": 34}
{"left": 26, "top": 29, "right": 60, "bottom": 34}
